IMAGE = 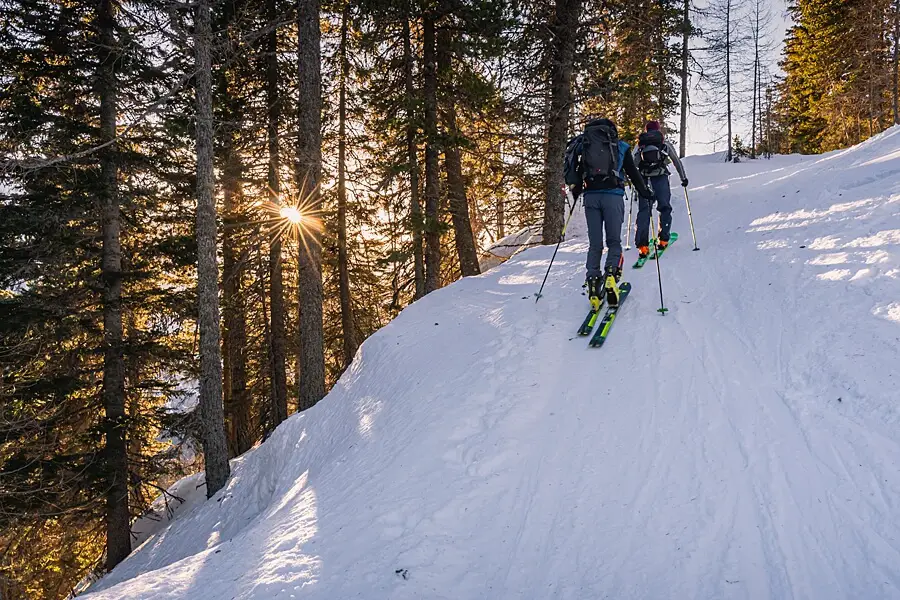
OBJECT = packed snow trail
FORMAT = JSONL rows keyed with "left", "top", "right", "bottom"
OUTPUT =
{"left": 83, "top": 129, "right": 900, "bottom": 600}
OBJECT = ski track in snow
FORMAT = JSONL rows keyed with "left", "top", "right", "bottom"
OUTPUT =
{"left": 82, "top": 128, "right": 900, "bottom": 600}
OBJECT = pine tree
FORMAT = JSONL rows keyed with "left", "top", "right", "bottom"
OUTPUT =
{"left": 0, "top": 0, "right": 199, "bottom": 591}
{"left": 194, "top": 0, "right": 231, "bottom": 497}
{"left": 780, "top": 0, "right": 893, "bottom": 153}
{"left": 96, "top": 0, "right": 131, "bottom": 569}
{"left": 437, "top": 24, "right": 481, "bottom": 278}
{"left": 422, "top": 11, "right": 442, "bottom": 292}
{"left": 296, "top": 0, "right": 326, "bottom": 409}
{"left": 263, "top": 0, "right": 290, "bottom": 427}
{"left": 604, "top": 0, "right": 682, "bottom": 138}
{"left": 542, "top": 0, "right": 582, "bottom": 245}
{"left": 217, "top": 0, "right": 253, "bottom": 457}
{"left": 403, "top": 12, "right": 426, "bottom": 299}
{"left": 337, "top": 0, "right": 359, "bottom": 365}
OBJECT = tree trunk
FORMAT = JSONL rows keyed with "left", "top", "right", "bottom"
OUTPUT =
{"left": 865, "top": 3, "right": 875, "bottom": 138}
{"left": 751, "top": 0, "right": 759, "bottom": 159}
{"left": 542, "top": 0, "right": 581, "bottom": 245}
{"left": 266, "top": 0, "right": 288, "bottom": 427}
{"left": 725, "top": 0, "right": 732, "bottom": 162}
{"left": 403, "top": 16, "right": 425, "bottom": 300}
{"left": 497, "top": 194, "right": 505, "bottom": 238}
{"left": 422, "top": 13, "right": 441, "bottom": 293}
{"left": 765, "top": 84, "right": 772, "bottom": 157}
{"left": 269, "top": 237, "right": 288, "bottom": 425}
{"left": 257, "top": 242, "right": 274, "bottom": 434}
{"left": 679, "top": 0, "right": 690, "bottom": 157}
{"left": 97, "top": 0, "right": 131, "bottom": 570}
{"left": 218, "top": 0, "right": 251, "bottom": 456}
{"left": 437, "top": 27, "right": 480, "bottom": 277}
{"left": 337, "top": 2, "right": 358, "bottom": 366}
{"left": 296, "top": 0, "right": 325, "bottom": 410}
{"left": 221, "top": 142, "right": 250, "bottom": 456}
{"left": 894, "top": 0, "right": 899, "bottom": 125}
{"left": 194, "top": 0, "right": 231, "bottom": 498}
{"left": 655, "top": 2, "right": 667, "bottom": 128}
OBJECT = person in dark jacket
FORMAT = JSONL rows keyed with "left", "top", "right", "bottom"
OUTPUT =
{"left": 633, "top": 120, "right": 689, "bottom": 258}
{"left": 569, "top": 118, "right": 654, "bottom": 308}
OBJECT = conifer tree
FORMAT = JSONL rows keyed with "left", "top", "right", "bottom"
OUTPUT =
{"left": 194, "top": 0, "right": 232, "bottom": 498}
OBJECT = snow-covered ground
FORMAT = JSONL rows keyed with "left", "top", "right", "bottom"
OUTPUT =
{"left": 479, "top": 224, "right": 542, "bottom": 272}
{"left": 82, "top": 129, "right": 900, "bottom": 599}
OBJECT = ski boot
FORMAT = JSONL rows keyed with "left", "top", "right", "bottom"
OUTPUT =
{"left": 637, "top": 245, "right": 650, "bottom": 259}
{"left": 586, "top": 276, "right": 603, "bottom": 312}
{"left": 657, "top": 230, "right": 669, "bottom": 250}
{"left": 604, "top": 265, "right": 622, "bottom": 307}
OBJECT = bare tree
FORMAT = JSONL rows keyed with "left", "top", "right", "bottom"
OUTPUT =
{"left": 97, "top": 0, "right": 131, "bottom": 569}
{"left": 697, "top": 0, "right": 751, "bottom": 161}
{"left": 749, "top": 0, "right": 774, "bottom": 158}
{"left": 296, "top": 0, "right": 325, "bottom": 410}
{"left": 194, "top": 0, "right": 231, "bottom": 497}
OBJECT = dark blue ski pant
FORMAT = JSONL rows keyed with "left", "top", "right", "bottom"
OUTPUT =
{"left": 583, "top": 191, "right": 625, "bottom": 279}
{"left": 636, "top": 175, "right": 673, "bottom": 246}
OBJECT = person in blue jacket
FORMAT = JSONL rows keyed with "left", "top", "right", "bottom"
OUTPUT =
{"left": 568, "top": 118, "right": 654, "bottom": 308}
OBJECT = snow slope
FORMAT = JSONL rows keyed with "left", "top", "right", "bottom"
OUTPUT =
{"left": 83, "top": 129, "right": 900, "bottom": 600}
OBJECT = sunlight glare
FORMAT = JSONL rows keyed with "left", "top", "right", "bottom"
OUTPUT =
{"left": 280, "top": 206, "right": 304, "bottom": 224}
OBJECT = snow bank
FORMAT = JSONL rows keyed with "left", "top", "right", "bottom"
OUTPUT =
{"left": 479, "top": 225, "right": 541, "bottom": 272}
{"left": 82, "top": 127, "right": 900, "bottom": 599}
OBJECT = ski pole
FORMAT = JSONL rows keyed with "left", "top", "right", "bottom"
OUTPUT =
{"left": 650, "top": 201, "right": 668, "bottom": 315}
{"left": 624, "top": 186, "right": 635, "bottom": 250}
{"left": 535, "top": 187, "right": 579, "bottom": 303}
{"left": 683, "top": 187, "right": 700, "bottom": 251}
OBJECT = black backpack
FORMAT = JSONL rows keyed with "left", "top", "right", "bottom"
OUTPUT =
{"left": 582, "top": 120, "right": 621, "bottom": 185}
{"left": 637, "top": 130, "right": 667, "bottom": 174}
{"left": 563, "top": 120, "right": 621, "bottom": 186}
{"left": 563, "top": 135, "right": 584, "bottom": 186}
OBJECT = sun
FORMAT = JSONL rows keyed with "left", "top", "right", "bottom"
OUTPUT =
{"left": 279, "top": 206, "right": 304, "bottom": 224}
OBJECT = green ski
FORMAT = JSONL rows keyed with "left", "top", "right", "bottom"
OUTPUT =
{"left": 633, "top": 232, "right": 679, "bottom": 268}
{"left": 632, "top": 252, "right": 651, "bottom": 269}
{"left": 577, "top": 301, "right": 604, "bottom": 336}
{"left": 589, "top": 282, "right": 632, "bottom": 347}
{"left": 650, "top": 231, "right": 679, "bottom": 260}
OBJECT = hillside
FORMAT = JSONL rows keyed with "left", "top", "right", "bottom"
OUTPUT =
{"left": 82, "top": 129, "right": 900, "bottom": 600}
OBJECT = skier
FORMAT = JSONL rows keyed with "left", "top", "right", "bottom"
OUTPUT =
{"left": 565, "top": 117, "right": 654, "bottom": 309}
{"left": 633, "top": 120, "right": 689, "bottom": 259}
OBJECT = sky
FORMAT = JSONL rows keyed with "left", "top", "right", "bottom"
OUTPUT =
{"left": 683, "top": 0, "right": 792, "bottom": 156}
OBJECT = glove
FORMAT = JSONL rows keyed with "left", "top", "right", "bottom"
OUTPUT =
{"left": 681, "top": 178, "right": 689, "bottom": 187}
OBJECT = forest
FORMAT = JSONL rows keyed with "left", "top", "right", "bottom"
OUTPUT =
{"left": 1, "top": 0, "right": 898, "bottom": 597}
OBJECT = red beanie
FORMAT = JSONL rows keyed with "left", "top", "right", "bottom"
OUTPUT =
{"left": 646, "top": 120, "right": 661, "bottom": 132}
